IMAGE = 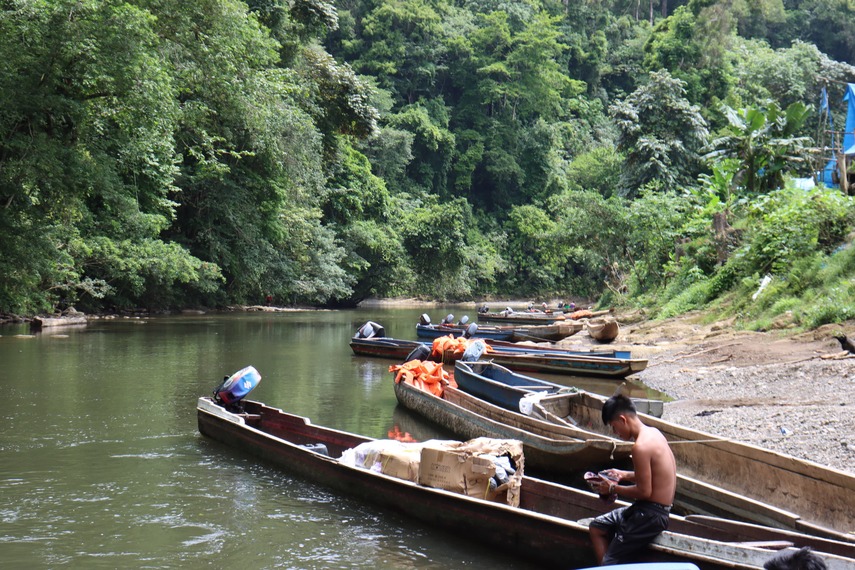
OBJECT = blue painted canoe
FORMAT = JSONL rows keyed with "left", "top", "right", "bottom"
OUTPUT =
{"left": 453, "top": 360, "right": 663, "bottom": 417}
{"left": 415, "top": 322, "right": 515, "bottom": 340}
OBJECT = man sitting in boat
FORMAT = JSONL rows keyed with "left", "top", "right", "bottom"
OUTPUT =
{"left": 588, "top": 394, "right": 677, "bottom": 565}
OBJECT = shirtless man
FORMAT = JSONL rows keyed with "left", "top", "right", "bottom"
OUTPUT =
{"left": 589, "top": 394, "right": 677, "bottom": 565}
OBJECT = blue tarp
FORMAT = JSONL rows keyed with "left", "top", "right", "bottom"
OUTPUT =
{"left": 844, "top": 84, "right": 855, "bottom": 152}
{"left": 818, "top": 83, "right": 855, "bottom": 187}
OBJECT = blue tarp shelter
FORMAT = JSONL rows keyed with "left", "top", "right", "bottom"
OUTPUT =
{"left": 819, "top": 83, "right": 855, "bottom": 188}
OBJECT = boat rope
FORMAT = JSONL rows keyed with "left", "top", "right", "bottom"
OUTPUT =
{"left": 666, "top": 433, "right": 818, "bottom": 444}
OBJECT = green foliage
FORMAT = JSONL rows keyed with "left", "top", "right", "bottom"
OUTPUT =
{"left": 5, "top": 0, "right": 855, "bottom": 325}
{"left": 397, "top": 198, "right": 471, "bottom": 298}
{"left": 566, "top": 147, "right": 624, "bottom": 198}
{"left": 742, "top": 185, "right": 855, "bottom": 275}
{"left": 611, "top": 70, "right": 709, "bottom": 196}
{"left": 705, "top": 101, "right": 812, "bottom": 194}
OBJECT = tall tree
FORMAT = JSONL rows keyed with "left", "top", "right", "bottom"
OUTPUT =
{"left": 611, "top": 70, "right": 709, "bottom": 196}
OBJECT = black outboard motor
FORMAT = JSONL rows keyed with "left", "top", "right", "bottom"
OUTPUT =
{"left": 419, "top": 313, "right": 431, "bottom": 326}
{"left": 355, "top": 321, "right": 386, "bottom": 339}
{"left": 478, "top": 303, "right": 489, "bottom": 314}
{"left": 404, "top": 344, "right": 432, "bottom": 363}
{"left": 458, "top": 315, "right": 469, "bottom": 326}
{"left": 441, "top": 313, "right": 454, "bottom": 325}
{"left": 463, "top": 323, "right": 478, "bottom": 339}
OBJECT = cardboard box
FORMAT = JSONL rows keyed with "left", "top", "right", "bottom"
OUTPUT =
{"left": 378, "top": 446, "right": 421, "bottom": 482}
{"left": 418, "top": 443, "right": 497, "bottom": 499}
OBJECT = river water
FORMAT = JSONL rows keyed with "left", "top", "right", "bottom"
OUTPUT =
{"left": 0, "top": 307, "right": 660, "bottom": 569}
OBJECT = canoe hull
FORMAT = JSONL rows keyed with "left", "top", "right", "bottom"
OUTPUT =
{"left": 393, "top": 380, "right": 633, "bottom": 473}
{"left": 198, "top": 397, "right": 855, "bottom": 569}
{"left": 537, "top": 391, "right": 855, "bottom": 540}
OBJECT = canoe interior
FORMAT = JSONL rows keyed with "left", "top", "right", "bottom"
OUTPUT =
{"left": 198, "top": 397, "right": 855, "bottom": 568}
{"left": 536, "top": 392, "right": 855, "bottom": 540}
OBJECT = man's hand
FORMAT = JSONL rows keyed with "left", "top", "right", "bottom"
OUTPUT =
{"left": 601, "top": 468, "right": 628, "bottom": 482}
{"left": 596, "top": 478, "right": 615, "bottom": 495}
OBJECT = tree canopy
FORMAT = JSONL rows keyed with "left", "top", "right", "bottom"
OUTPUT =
{"left": 3, "top": 0, "right": 855, "bottom": 330}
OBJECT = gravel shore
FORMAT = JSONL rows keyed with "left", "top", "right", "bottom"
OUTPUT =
{"left": 556, "top": 313, "right": 855, "bottom": 475}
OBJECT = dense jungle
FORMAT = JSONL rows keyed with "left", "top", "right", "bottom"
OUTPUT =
{"left": 3, "top": 0, "right": 855, "bottom": 331}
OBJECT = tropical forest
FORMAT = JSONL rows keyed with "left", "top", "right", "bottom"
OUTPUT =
{"left": 3, "top": 0, "right": 855, "bottom": 330}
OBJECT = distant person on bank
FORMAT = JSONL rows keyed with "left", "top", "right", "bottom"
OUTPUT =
{"left": 589, "top": 394, "right": 677, "bottom": 565}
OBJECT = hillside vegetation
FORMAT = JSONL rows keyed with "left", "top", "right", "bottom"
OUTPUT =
{"left": 2, "top": 0, "right": 855, "bottom": 331}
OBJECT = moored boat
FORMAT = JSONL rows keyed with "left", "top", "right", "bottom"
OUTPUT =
{"left": 415, "top": 322, "right": 516, "bottom": 341}
{"left": 197, "top": 395, "right": 855, "bottom": 569}
{"left": 532, "top": 390, "right": 855, "bottom": 541}
{"left": 477, "top": 310, "right": 565, "bottom": 325}
{"left": 393, "top": 377, "right": 634, "bottom": 473}
{"left": 30, "top": 314, "right": 88, "bottom": 330}
{"left": 403, "top": 363, "right": 854, "bottom": 541}
{"left": 453, "top": 360, "right": 662, "bottom": 416}
{"left": 587, "top": 316, "right": 620, "bottom": 342}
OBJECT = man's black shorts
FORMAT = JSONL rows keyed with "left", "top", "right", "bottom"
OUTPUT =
{"left": 589, "top": 500, "right": 671, "bottom": 565}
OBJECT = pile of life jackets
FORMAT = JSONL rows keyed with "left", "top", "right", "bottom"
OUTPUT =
{"left": 429, "top": 335, "right": 493, "bottom": 361}
{"left": 389, "top": 358, "right": 458, "bottom": 396}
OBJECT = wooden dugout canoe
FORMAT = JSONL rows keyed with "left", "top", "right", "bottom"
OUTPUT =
{"left": 196, "top": 396, "right": 855, "bottom": 569}
{"left": 393, "top": 379, "right": 634, "bottom": 473}
{"left": 533, "top": 391, "right": 855, "bottom": 542}
{"left": 449, "top": 361, "right": 852, "bottom": 540}
{"left": 586, "top": 316, "right": 620, "bottom": 342}
{"left": 349, "top": 336, "right": 632, "bottom": 361}
{"left": 453, "top": 360, "right": 657, "bottom": 413}
{"left": 349, "top": 336, "right": 645, "bottom": 377}
{"left": 477, "top": 311, "right": 565, "bottom": 325}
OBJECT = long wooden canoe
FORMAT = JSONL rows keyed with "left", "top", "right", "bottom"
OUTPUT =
{"left": 533, "top": 391, "right": 855, "bottom": 542}
{"left": 197, "top": 396, "right": 855, "bottom": 569}
{"left": 477, "top": 350, "right": 647, "bottom": 378}
{"left": 477, "top": 311, "right": 565, "bottom": 325}
{"left": 415, "top": 321, "right": 584, "bottom": 342}
{"left": 586, "top": 316, "right": 620, "bottom": 342}
{"left": 450, "top": 361, "right": 855, "bottom": 541}
{"left": 415, "top": 322, "right": 515, "bottom": 340}
{"left": 393, "top": 379, "right": 634, "bottom": 473}
{"left": 349, "top": 337, "right": 645, "bottom": 378}
{"left": 30, "top": 315, "right": 87, "bottom": 330}
{"left": 349, "top": 336, "right": 632, "bottom": 361}
{"left": 453, "top": 360, "right": 661, "bottom": 416}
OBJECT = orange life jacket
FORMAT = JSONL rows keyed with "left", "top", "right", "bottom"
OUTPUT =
{"left": 389, "top": 359, "right": 458, "bottom": 396}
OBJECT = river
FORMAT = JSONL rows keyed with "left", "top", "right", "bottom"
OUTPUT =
{"left": 0, "top": 307, "right": 660, "bottom": 569}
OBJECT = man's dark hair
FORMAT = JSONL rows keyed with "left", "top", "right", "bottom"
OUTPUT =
{"left": 763, "top": 547, "right": 827, "bottom": 570}
{"left": 601, "top": 394, "right": 637, "bottom": 425}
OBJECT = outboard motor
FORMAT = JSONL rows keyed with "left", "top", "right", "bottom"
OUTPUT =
{"left": 463, "top": 322, "right": 479, "bottom": 339}
{"left": 461, "top": 340, "right": 487, "bottom": 362}
{"left": 214, "top": 365, "right": 262, "bottom": 409}
{"left": 458, "top": 315, "right": 469, "bottom": 326}
{"left": 404, "top": 344, "right": 432, "bottom": 363}
{"left": 419, "top": 313, "right": 431, "bottom": 326}
{"left": 441, "top": 313, "right": 455, "bottom": 325}
{"left": 478, "top": 303, "right": 489, "bottom": 314}
{"left": 355, "top": 321, "right": 386, "bottom": 339}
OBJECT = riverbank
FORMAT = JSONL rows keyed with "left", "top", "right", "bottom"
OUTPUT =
{"left": 549, "top": 310, "right": 855, "bottom": 475}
